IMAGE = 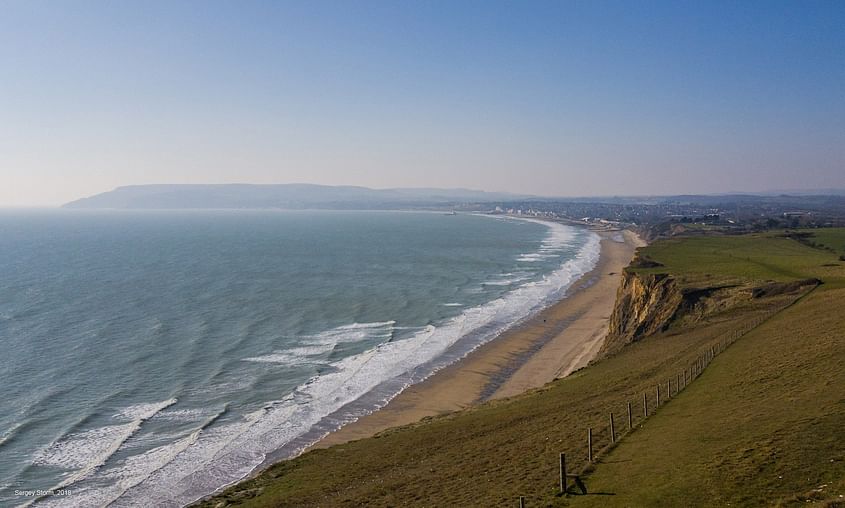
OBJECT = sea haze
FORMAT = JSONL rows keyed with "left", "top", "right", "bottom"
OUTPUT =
{"left": 0, "top": 210, "right": 599, "bottom": 506}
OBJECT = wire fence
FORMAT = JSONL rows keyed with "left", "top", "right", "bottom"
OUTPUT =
{"left": 516, "top": 313, "right": 773, "bottom": 505}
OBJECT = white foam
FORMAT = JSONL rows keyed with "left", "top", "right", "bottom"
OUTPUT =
{"left": 32, "top": 398, "right": 176, "bottom": 494}
{"left": 242, "top": 321, "right": 396, "bottom": 365}
{"left": 301, "top": 320, "right": 395, "bottom": 345}
{"left": 37, "top": 408, "right": 226, "bottom": 508}
{"left": 242, "top": 346, "right": 329, "bottom": 364}
{"left": 0, "top": 421, "right": 23, "bottom": 448}
{"left": 152, "top": 408, "right": 221, "bottom": 423}
{"left": 517, "top": 253, "right": 560, "bottom": 262}
{"left": 484, "top": 271, "right": 533, "bottom": 286}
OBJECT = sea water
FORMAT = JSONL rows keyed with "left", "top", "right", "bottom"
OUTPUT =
{"left": 0, "top": 210, "right": 599, "bottom": 506}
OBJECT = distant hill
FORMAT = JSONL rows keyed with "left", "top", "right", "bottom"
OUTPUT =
{"left": 62, "top": 184, "right": 532, "bottom": 210}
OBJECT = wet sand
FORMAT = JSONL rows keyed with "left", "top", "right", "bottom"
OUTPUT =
{"left": 313, "top": 228, "right": 644, "bottom": 448}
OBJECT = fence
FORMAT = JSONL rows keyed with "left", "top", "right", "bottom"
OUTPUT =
{"left": 516, "top": 313, "right": 773, "bottom": 505}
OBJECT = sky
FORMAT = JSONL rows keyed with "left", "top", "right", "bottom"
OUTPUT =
{"left": 1, "top": 1, "right": 844, "bottom": 206}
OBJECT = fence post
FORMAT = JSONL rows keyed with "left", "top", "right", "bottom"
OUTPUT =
{"left": 656, "top": 384, "right": 660, "bottom": 406}
{"left": 610, "top": 413, "right": 615, "bottom": 443}
{"left": 667, "top": 378, "right": 671, "bottom": 398}
{"left": 643, "top": 392, "right": 648, "bottom": 418}
{"left": 519, "top": 496, "right": 525, "bottom": 508}
{"left": 559, "top": 453, "right": 566, "bottom": 494}
{"left": 627, "top": 402, "right": 633, "bottom": 430}
{"left": 587, "top": 428, "right": 593, "bottom": 462}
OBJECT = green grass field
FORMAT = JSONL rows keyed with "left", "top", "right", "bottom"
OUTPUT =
{"left": 630, "top": 231, "right": 844, "bottom": 287}
{"left": 801, "top": 229, "right": 845, "bottom": 257}
{"left": 199, "top": 229, "right": 845, "bottom": 507}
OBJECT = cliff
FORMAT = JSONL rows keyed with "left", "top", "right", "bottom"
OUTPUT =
{"left": 600, "top": 261, "right": 821, "bottom": 357}
{"left": 600, "top": 271, "right": 682, "bottom": 356}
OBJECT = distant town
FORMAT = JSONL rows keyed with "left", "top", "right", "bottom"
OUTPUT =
{"left": 468, "top": 194, "right": 845, "bottom": 239}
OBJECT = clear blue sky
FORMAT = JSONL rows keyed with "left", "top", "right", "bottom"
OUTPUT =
{"left": 1, "top": 0, "right": 843, "bottom": 205}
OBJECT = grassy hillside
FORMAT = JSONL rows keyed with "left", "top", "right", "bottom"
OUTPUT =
{"left": 570, "top": 285, "right": 845, "bottom": 507}
{"left": 199, "top": 229, "right": 845, "bottom": 507}
{"left": 567, "top": 229, "right": 845, "bottom": 507}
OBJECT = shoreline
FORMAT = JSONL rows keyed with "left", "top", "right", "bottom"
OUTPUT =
{"left": 311, "top": 227, "right": 644, "bottom": 449}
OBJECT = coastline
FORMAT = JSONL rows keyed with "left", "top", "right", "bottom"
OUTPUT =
{"left": 311, "top": 227, "right": 644, "bottom": 449}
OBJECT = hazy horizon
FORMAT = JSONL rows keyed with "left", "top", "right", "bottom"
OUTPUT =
{"left": 8, "top": 182, "right": 845, "bottom": 211}
{"left": 2, "top": 1, "right": 844, "bottom": 206}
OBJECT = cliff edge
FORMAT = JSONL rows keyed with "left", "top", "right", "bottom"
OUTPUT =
{"left": 599, "top": 251, "right": 820, "bottom": 357}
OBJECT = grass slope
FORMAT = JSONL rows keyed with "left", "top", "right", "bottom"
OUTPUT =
{"left": 200, "top": 229, "right": 845, "bottom": 507}
{"left": 570, "top": 286, "right": 845, "bottom": 506}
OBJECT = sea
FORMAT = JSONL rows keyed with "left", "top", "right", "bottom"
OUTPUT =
{"left": 0, "top": 209, "right": 599, "bottom": 507}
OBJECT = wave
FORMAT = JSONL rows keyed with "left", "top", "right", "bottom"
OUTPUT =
{"left": 242, "top": 321, "right": 397, "bottom": 365}
{"left": 30, "top": 399, "right": 177, "bottom": 506}
{"left": 37, "top": 405, "right": 231, "bottom": 508}
{"left": 0, "top": 421, "right": 24, "bottom": 449}
{"left": 516, "top": 253, "right": 560, "bottom": 262}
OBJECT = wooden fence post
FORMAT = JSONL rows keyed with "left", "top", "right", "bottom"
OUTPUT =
{"left": 559, "top": 453, "right": 566, "bottom": 494}
{"left": 587, "top": 428, "right": 593, "bottom": 462}
{"left": 519, "top": 496, "right": 525, "bottom": 507}
{"left": 667, "top": 378, "right": 671, "bottom": 398}
{"left": 643, "top": 393, "right": 648, "bottom": 418}
{"left": 656, "top": 384, "right": 660, "bottom": 406}
{"left": 627, "top": 402, "right": 633, "bottom": 430}
{"left": 610, "top": 413, "right": 615, "bottom": 443}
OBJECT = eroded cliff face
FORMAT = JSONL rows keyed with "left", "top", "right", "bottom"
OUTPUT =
{"left": 599, "top": 265, "right": 820, "bottom": 357}
{"left": 600, "top": 271, "right": 683, "bottom": 356}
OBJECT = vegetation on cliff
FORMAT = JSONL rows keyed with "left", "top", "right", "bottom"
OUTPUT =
{"left": 600, "top": 233, "right": 828, "bottom": 356}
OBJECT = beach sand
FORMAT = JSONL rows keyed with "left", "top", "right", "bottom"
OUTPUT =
{"left": 314, "top": 228, "right": 644, "bottom": 449}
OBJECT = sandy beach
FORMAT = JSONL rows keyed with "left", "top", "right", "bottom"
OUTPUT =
{"left": 314, "top": 227, "right": 644, "bottom": 448}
